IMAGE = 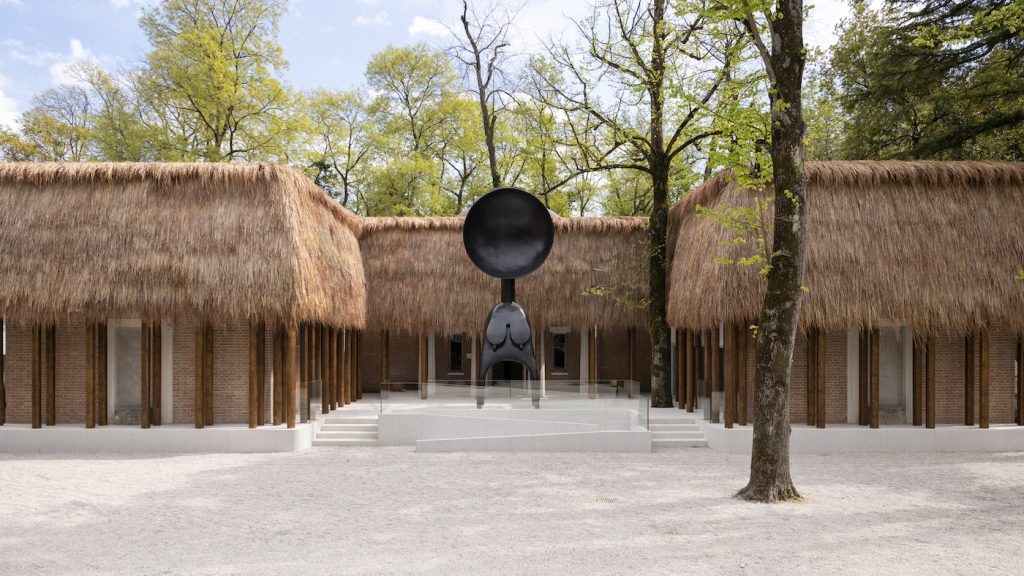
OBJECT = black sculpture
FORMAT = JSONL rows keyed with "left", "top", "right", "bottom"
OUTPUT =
{"left": 463, "top": 187, "right": 554, "bottom": 407}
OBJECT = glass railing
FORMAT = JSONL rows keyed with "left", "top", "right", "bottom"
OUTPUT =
{"left": 378, "top": 380, "right": 650, "bottom": 430}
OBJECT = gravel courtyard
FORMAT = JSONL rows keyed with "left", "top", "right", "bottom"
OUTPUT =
{"left": 0, "top": 448, "right": 1021, "bottom": 576}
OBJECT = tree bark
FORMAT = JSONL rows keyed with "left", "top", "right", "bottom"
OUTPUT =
{"left": 737, "top": 0, "right": 807, "bottom": 503}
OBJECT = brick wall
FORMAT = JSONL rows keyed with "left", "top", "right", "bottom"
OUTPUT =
{"left": 4, "top": 319, "right": 270, "bottom": 426}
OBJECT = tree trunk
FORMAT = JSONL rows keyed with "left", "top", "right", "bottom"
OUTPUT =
{"left": 737, "top": 0, "right": 807, "bottom": 503}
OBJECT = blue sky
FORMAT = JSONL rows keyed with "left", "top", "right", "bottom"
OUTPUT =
{"left": 0, "top": 0, "right": 853, "bottom": 129}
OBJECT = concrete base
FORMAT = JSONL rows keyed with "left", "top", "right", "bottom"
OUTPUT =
{"left": 0, "top": 422, "right": 317, "bottom": 453}
{"left": 697, "top": 420, "right": 1024, "bottom": 453}
{"left": 379, "top": 408, "right": 650, "bottom": 452}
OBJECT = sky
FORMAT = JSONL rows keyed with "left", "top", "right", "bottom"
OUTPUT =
{"left": 0, "top": 0, "right": 854, "bottom": 129}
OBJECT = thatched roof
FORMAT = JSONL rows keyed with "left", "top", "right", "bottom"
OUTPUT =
{"left": 0, "top": 162, "right": 365, "bottom": 328}
{"left": 361, "top": 216, "right": 649, "bottom": 334}
{"left": 668, "top": 160, "right": 1024, "bottom": 335}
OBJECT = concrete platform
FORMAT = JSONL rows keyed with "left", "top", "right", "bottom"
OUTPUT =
{"left": 0, "top": 422, "right": 317, "bottom": 453}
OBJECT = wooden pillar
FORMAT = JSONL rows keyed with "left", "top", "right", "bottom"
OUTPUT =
{"left": 382, "top": 329, "right": 390, "bottom": 387}
{"left": 356, "top": 332, "right": 363, "bottom": 400}
{"left": 151, "top": 324, "right": 161, "bottom": 426}
{"left": 84, "top": 324, "right": 94, "bottom": 429}
{"left": 32, "top": 325, "right": 42, "bottom": 429}
{"left": 44, "top": 325, "right": 55, "bottom": 426}
{"left": 272, "top": 327, "right": 283, "bottom": 426}
{"left": 588, "top": 327, "right": 597, "bottom": 398}
{"left": 97, "top": 323, "right": 108, "bottom": 426}
{"left": 870, "top": 328, "right": 880, "bottom": 429}
{"left": 141, "top": 322, "right": 151, "bottom": 429}
{"left": 419, "top": 332, "right": 428, "bottom": 400}
{"left": 284, "top": 324, "right": 297, "bottom": 428}
{"left": 256, "top": 323, "right": 265, "bottom": 426}
{"left": 194, "top": 321, "right": 205, "bottom": 429}
{"left": 628, "top": 327, "right": 636, "bottom": 393}
{"left": 204, "top": 323, "right": 214, "bottom": 426}
{"left": 859, "top": 329, "right": 869, "bottom": 426}
{"left": 815, "top": 328, "right": 826, "bottom": 429}
{"left": 1016, "top": 336, "right": 1023, "bottom": 426}
{"left": 327, "top": 328, "right": 336, "bottom": 411}
{"left": 248, "top": 321, "right": 259, "bottom": 429}
{"left": 674, "top": 329, "right": 682, "bottom": 408}
{"left": 0, "top": 318, "right": 5, "bottom": 426}
{"left": 737, "top": 326, "right": 748, "bottom": 425}
{"left": 702, "top": 330, "right": 711, "bottom": 410}
{"left": 724, "top": 324, "right": 735, "bottom": 428}
{"left": 964, "top": 335, "right": 975, "bottom": 426}
{"left": 979, "top": 329, "right": 990, "bottom": 429}
{"left": 350, "top": 331, "right": 359, "bottom": 402}
{"left": 926, "top": 336, "right": 936, "bottom": 429}
{"left": 685, "top": 330, "right": 695, "bottom": 413}
{"left": 321, "top": 325, "right": 330, "bottom": 415}
{"left": 806, "top": 328, "right": 817, "bottom": 427}
{"left": 710, "top": 328, "right": 719, "bottom": 423}
{"left": 338, "top": 329, "right": 346, "bottom": 405}
{"left": 912, "top": 338, "right": 924, "bottom": 426}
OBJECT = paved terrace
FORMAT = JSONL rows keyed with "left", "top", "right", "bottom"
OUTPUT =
{"left": 0, "top": 448, "right": 1021, "bottom": 575}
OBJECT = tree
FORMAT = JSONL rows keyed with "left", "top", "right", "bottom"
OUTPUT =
{"left": 532, "top": 0, "right": 729, "bottom": 407}
{"left": 73, "top": 62, "right": 159, "bottom": 161}
{"left": 301, "top": 89, "right": 372, "bottom": 212}
{"left": 139, "top": 0, "right": 295, "bottom": 161}
{"left": 828, "top": 1, "right": 1024, "bottom": 160}
{"left": 16, "top": 85, "right": 92, "bottom": 161}
{"left": 449, "top": 0, "right": 521, "bottom": 188}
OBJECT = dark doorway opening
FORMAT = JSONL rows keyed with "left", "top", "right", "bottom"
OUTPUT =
{"left": 491, "top": 361, "right": 524, "bottom": 383}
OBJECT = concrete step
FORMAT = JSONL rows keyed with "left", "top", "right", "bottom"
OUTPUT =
{"left": 317, "top": 420, "right": 378, "bottom": 428}
{"left": 312, "top": 438, "right": 379, "bottom": 447}
{"left": 652, "top": 438, "right": 708, "bottom": 448}
{"left": 651, "top": 420, "right": 700, "bottom": 428}
{"left": 649, "top": 417, "right": 698, "bottom": 424}
{"left": 650, "top": 431, "right": 705, "bottom": 441}
{"left": 321, "top": 417, "right": 379, "bottom": 425}
{"left": 316, "top": 430, "right": 378, "bottom": 440}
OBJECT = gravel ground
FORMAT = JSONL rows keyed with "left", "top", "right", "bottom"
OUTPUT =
{"left": 0, "top": 448, "right": 1021, "bottom": 576}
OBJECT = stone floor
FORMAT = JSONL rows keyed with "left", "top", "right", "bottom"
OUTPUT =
{"left": 0, "top": 447, "right": 1021, "bottom": 575}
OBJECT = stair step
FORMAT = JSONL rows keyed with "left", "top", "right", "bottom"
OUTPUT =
{"left": 649, "top": 423, "right": 700, "bottom": 432}
{"left": 313, "top": 438, "right": 379, "bottom": 446}
{"left": 319, "top": 423, "right": 379, "bottom": 432}
{"left": 652, "top": 439, "right": 708, "bottom": 448}
{"left": 650, "top": 431, "right": 705, "bottom": 440}
{"left": 321, "top": 418, "right": 379, "bottom": 425}
{"left": 316, "top": 431, "right": 378, "bottom": 440}
{"left": 648, "top": 418, "right": 697, "bottom": 425}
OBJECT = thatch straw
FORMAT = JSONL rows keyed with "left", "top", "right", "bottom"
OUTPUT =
{"left": 668, "top": 160, "right": 1024, "bottom": 335}
{"left": 361, "top": 216, "right": 649, "bottom": 334}
{"left": 0, "top": 162, "right": 366, "bottom": 328}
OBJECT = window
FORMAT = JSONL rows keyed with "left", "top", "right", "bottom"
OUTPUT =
{"left": 552, "top": 333, "right": 567, "bottom": 374}
{"left": 449, "top": 334, "right": 464, "bottom": 374}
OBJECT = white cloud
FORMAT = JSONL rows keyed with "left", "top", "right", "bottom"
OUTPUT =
{"left": 0, "top": 74, "right": 19, "bottom": 129}
{"left": 0, "top": 0, "right": 24, "bottom": 7}
{"left": 109, "top": 0, "right": 156, "bottom": 9}
{"left": 408, "top": 15, "right": 448, "bottom": 38}
{"left": 49, "top": 38, "right": 98, "bottom": 86}
{"left": 355, "top": 10, "right": 391, "bottom": 28}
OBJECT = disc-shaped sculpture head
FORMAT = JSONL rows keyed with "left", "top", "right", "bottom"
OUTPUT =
{"left": 463, "top": 187, "right": 554, "bottom": 279}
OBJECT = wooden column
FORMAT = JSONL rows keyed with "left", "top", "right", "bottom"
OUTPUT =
{"left": 913, "top": 338, "right": 924, "bottom": 426}
{"left": 272, "top": 327, "right": 283, "bottom": 426}
{"left": 194, "top": 322, "right": 205, "bottom": 429}
{"left": 97, "top": 323, "right": 108, "bottom": 426}
{"left": 724, "top": 325, "right": 736, "bottom": 428}
{"left": 806, "top": 329, "right": 817, "bottom": 427}
{"left": 926, "top": 336, "right": 936, "bottom": 429}
{"left": 737, "top": 326, "right": 748, "bottom": 425}
{"left": 710, "top": 328, "right": 719, "bottom": 423}
{"left": 627, "top": 327, "right": 636, "bottom": 393}
{"left": 685, "top": 330, "right": 695, "bottom": 413}
{"left": 44, "top": 325, "right": 55, "bottom": 426}
{"left": 859, "top": 329, "right": 869, "bottom": 426}
{"left": 419, "top": 332, "right": 428, "bottom": 400}
{"left": 702, "top": 330, "right": 711, "bottom": 410}
{"left": 1016, "top": 337, "right": 1023, "bottom": 426}
{"left": 979, "top": 329, "right": 990, "bottom": 429}
{"left": 84, "top": 324, "right": 94, "bottom": 429}
{"left": 338, "top": 329, "right": 346, "bottom": 405}
{"left": 815, "top": 329, "right": 826, "bottom": 429}
{"left": 152, "top": 324, "right": 161, "bottom": 426}
{"left": 381, "top": 330, "right": 390, "bottom": 388}
{"left": 870, "top": 328, "right": 880, "bottom": 429}
{"left": 248, "top": 322, "right": 259, "bottom": 429}
{"left": 350, "top": 331, "right": 358, "bottom": 402}
{"left": 327, "top": 328, "right": 336, "bottom": 411}
{"left": 964, "top": 335, "right": 975, "bottom": 426}
{"left": 141, "top": 322, "right": 151, "bottom": 429}
{"left": 284, "top": 324, "right": 297, "bottom": 428}
{"left": 588, "top": 327, "right": 597, "bottom": 398}
{"left": 356, "top": 332, "right": 363, "bottom": 400}
{"left": 32, "top": 325, "right": 42, "bottom": 428}
{"left": 0, "top": 318, "right": 5, "bottom": 426}
{"left": 674, "top": 329, "right": 683, "bottom": 408}
{"left": 256, "top": 323, "right": 265, "bottom": 426}
{"left": 321, "top": 325, "right": 330, "bottom": 415}
{"left": 203, "top": 324, "right": 214, "bottom": 426}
